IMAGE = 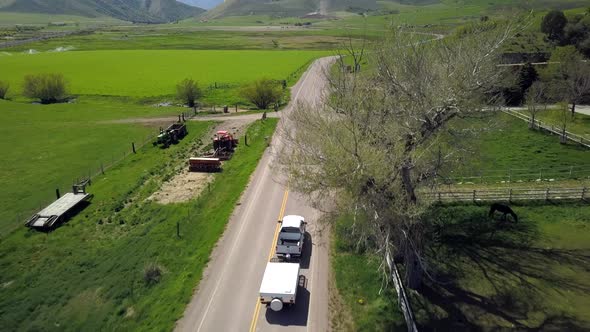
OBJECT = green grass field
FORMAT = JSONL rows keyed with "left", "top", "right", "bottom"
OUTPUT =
{"left": 0, "top": 98, "right": 188, "bottom": 234}
{"left": 0, "top": 50, "right": 327, "bottom": 98}
{"left": 535, "top": 108, "right": 590, "bottom": 139}
{"left": 446, "top": 112, "right": 590, "bottom": 180}
{"left": 0, "top": 118, "right": 278, "bottom": 331}
{"left": 412, "top": 203, "right": 590, "bottom": 330}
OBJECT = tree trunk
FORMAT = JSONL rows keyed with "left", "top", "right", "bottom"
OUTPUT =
{"left": 401, "top": 163, "right": 417, "bottom": 203}
{"left": 571, "top": 102, "right": 576, "bottom": 118}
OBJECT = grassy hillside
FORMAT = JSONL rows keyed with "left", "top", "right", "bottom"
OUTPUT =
{"left": 0, "top": 0, "right": 205, "bottom": 23}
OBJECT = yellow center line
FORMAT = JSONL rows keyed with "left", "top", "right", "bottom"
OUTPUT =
{"left": 249, "top": 188, "right": 289, "bottom": 332}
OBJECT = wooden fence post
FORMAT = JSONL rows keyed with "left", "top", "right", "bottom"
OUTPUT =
{"left": 582, "top": 187, "right": 587, "bottom": 201}
{"left": 438, "top": 192, "right": 441, "bottom": 202}
{"left": 509, "top": 189, "right": 513, "bottom": 202}
{"left": 101, "top": 163, "right": 104, "bottom": 175}
{"left": 176, "top": 221, "right": 180, "bottom": 238}
{"left": 472, "top": 190, "right": 476, "bottom": 202}
{"left": 132, "top": 142, "right": 136, "bottom": 154}
{"left": 545, "top": 188, "right": 550, "bottom": 201}
{"left": 56, "top": 188, "right": 60, "bottom": 199}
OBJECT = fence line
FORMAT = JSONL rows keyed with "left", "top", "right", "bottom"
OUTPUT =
{"left": 386, "top": 250, "right": 419, "bottom": 332}
{"left": 11, "top": 110, "right": 199, "bottom": 230}
{"left": 503, "top": 109, "right": 590, "bottom": 148}
{"left": 443, "top": 164, "right": 590, "bottom": 184}
{"left": 424, "top": 187, "right": 587, "bottom": 203}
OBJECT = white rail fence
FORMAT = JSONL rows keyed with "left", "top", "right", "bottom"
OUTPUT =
{"left": 503, "top": 109, "right": 590, "bottom": 148}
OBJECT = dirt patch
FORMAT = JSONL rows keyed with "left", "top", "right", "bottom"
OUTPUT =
{"left": 148, "top": 170, "right": 215, "bottom": 204}
{"left": 147, "top": 118, "right": 252, "bottom": 205}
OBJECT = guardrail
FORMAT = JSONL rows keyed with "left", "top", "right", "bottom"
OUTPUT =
{"left": 424, "top": 187, "right": 588, "bottom": 203}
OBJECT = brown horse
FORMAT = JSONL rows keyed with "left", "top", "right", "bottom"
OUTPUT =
{"left": 489, "top": 203, "right": 518, "bottom": 223}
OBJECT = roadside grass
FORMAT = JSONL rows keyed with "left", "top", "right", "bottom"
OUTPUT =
{"left": 332, "top": 214, "right": 405, "bottom": 331}
{"left": 412, "top": 203, "right": 590, "bottom": 330}
{"left": 445, "top": 112, "right": 590, "bottom": 182}
{"left": 0, "top": 98, "right": 186, "bottom": 234}
{"left": 0, "top": 118, "right": 278, "bottom": 331}
{"left": 0, "top": 50, "right": 327, "bottom": 99}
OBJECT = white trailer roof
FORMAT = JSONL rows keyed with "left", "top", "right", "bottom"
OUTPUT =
{"left": 282, "top": 215, "right": 304, "bottom": 229}
{"left": 259, "top": 262, "right": 300, "bottom": 296}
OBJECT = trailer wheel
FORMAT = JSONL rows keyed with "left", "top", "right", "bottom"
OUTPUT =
{"left": 270, "top": 298, "right": 283, "bottom": 312}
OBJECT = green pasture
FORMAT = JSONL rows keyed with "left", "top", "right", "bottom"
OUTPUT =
{"left": 534, "top": 108, "right": 590, "bottom": 139}
{"left": 0, "top": 98, "right": 187, "bottom": 234}
{"left": 0, "top": 50, "right": 327, "bottom": 97}
{"left": 446, "top": 112, "right": 590, "bottom": 180}
{"left": 412, "top": 203, "right": 590, "bottom": 330}
{"left": 0, "top": 118, "right": 278, "bottom": 331}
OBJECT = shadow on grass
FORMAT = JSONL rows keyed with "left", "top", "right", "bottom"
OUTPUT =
{"left": 414, "top": 206, "right": 590, "bottom": 331}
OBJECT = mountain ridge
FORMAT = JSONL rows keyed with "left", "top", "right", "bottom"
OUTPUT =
{"left": 0, "top": 0, "right": 206, "bottom": 23}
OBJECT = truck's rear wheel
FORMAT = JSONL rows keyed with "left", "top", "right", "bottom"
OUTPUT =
{"left": 270, "top": 298, "right": 283, "bottom": 311}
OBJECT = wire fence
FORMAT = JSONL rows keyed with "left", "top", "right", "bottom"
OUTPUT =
{"left": 423, "top": 187, "right": 588, "bottom": 203}
{"left": 441, "top": 164, "right": 590, "bottom": 184}
{"left": 7, "top": 110, "right": 199, "bottom": 232}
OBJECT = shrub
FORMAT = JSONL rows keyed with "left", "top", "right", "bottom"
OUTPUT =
{"left": 23, "top": 73, "right": 67, "bottom": 104}
{"left": 176, "top": 78, "right": 201, "bottom": 108}
{"left": 240, "top": 78, "right": 283, "bottom": 110}
{"left": 143, "top": 263, "right": 163, "bottom": 286}
{"left": 0, "top": 80, "right": 8, "bottom": 99}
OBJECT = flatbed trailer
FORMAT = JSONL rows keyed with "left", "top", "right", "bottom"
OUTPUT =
{"left": 26, "top": 192, "right": 92, "bottom": 229}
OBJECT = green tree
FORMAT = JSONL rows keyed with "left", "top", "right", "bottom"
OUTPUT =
{"left": 23, "top": 73, "right": 67, "bottom": 104}
{"left": 0, "top": 80, "right": 9, "bottom": 99}
{"left": 541, "top": 46, "right": 590, "bottom": 116}
{"left": 240, "top": 78, "right": 282, "bottom": 110}
{"left": 176, "top": 78, "right": 201, "bottom": 108}
{"left": 541, "top": 10, "right": 567, "bottom": 43}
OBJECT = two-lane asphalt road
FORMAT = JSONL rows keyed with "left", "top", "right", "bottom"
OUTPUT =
{"left": 175, "top": 56, "right": 334, "bottom": 332}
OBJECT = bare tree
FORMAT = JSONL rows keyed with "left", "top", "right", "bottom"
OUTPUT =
{"left": 525, "top": 81, "right": 546, "bottom": 129}
{"left": 279, "top": 22, "right": 522, "bottom": 289}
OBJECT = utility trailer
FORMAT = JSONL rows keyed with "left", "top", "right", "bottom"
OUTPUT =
{"left": 26, "top": 182, "right": 92, "bottom": 230}
{"left": 259, "top": 262, "right": 304, "bottom": 311}
{"left": 188, "top": 157, "right": 221, "bottom": 172}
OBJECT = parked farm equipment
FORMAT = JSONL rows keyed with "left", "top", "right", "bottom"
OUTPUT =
{"left": 153, "top": 122, "right": 188, "bottom": 148}
{"left": 213, "top": 130, "right": 238, "bottom": 160}
{"left": 189, "top": 157, "right": 221, "bottom": 172}
{"left": 188, "top": 130, "right": 239, "bottom": 173}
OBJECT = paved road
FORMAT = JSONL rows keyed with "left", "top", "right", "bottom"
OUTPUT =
{"left": 175, "top": 56, "right": 334, "bottom": 332}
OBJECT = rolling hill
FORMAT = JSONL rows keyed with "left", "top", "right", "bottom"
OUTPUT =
{"left": 0, "top": 0, "right": 205, "bottom": 23}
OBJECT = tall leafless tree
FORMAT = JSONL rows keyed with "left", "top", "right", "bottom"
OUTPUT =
{"left": 279, "top": 21, "right": 523, "bottom": 290}
{"left": 525, "top": 81, "right": 546, "bottom": 129}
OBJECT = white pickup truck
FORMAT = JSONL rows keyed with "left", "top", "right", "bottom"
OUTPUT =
{"left": 259, "top": 262, "right": 302, "bottom": 311}
{"left": 275, "top": 215, "right": 306, "bottom": 260}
